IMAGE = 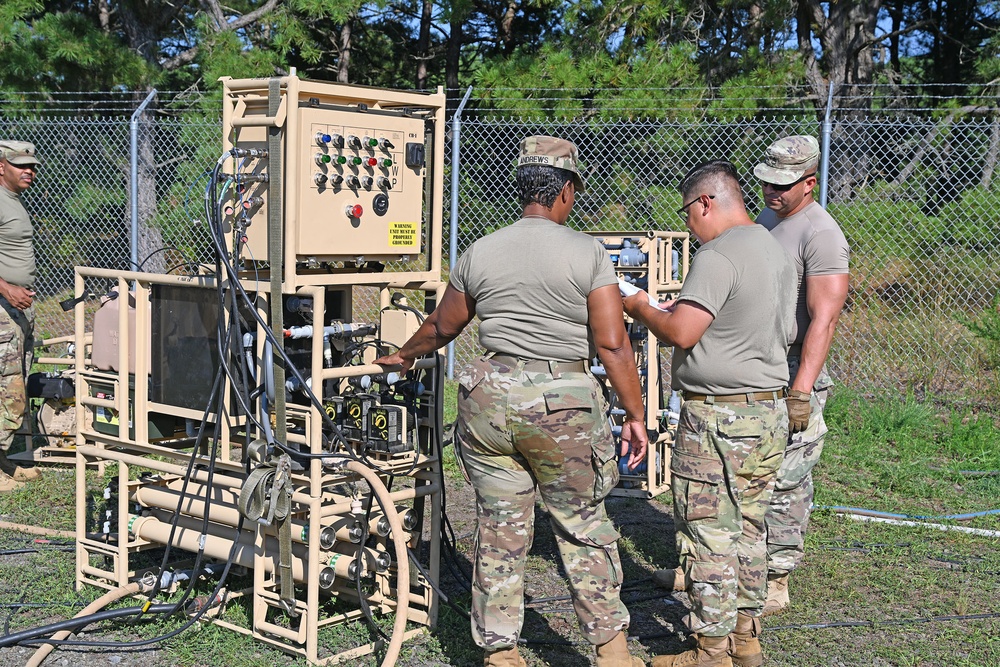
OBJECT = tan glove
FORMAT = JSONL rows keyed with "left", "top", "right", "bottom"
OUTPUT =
{"left": 786, "top": 389, "right": 812, "bottom": 434}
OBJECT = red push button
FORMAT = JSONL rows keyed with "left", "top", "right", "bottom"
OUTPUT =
{"left": 346, "top": 204, "right": 363, "bottom": 218}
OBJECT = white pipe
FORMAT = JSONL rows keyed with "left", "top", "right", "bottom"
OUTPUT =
{"left": 840, "top": 513, "right": 1000, "bottom": 538}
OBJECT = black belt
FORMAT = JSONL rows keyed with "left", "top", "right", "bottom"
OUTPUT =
{"left": 682, "top": 389, "right": 787, "bottom": 404}
{"left": 489, "top": 353, "right": 588, "bottom": 375}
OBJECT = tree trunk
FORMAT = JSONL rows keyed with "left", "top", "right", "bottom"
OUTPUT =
{"left": 338, "top": 22, "right": 352, "bottom": 84}
{"left": 446, "top": 13, "right": 462, "bottom": 113}
{"left": 133, "top": 91, "right": 166, "bottom": 273}
{"left": 416, "top": 0, "right": 432, "bottom": 90}
{"left": 983, "top": 112, "right": 1000, "bottom": 189}
{"left": 98, "top": 0, "right": 111, "bottom": 32}
{"left": 888, "top": 0, "right": 903, "bottom": 73}
{"left": 798, "top": 0, "right": 882, "bottom": 202}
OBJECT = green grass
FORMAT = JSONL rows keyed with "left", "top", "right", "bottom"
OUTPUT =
{"left": 817, "top": 388, "right": 1000, "bottom": 523}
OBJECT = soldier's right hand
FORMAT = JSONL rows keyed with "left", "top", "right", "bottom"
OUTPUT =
{"left": 619, "top": 418, "right": 648, "bottom": 469}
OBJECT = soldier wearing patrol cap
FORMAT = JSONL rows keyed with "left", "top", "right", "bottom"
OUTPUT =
{"left": 0, "top": 140, "right": 42, "bottom": 491}
{"left": 376, "top": 135, "right": 648, "bottom": 666}
{"left": 751, "top": 135, "right": 849, "bottom": 616}
{"left": 651, "top": 139, "right": 850, "bottom": 623}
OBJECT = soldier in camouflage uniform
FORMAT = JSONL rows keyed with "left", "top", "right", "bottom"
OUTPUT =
{"left": 0, "top": 141, "right": 42, "bottom": 492}
{"left": 623, "top": 161, "right": 796, "bottom": 667}
{"left": 753, "top": 136, "right": 849, "bottom": 615}
{"left": 376, "top": 136, "right": 648, "bottom": 667}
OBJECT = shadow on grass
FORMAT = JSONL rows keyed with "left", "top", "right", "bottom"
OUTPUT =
{"left": 430, "top": 492, "right": 691, "bottom": 666}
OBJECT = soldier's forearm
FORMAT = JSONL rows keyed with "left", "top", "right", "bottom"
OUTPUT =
{"left": 791, "top": 319, "right": 837, "bottom": 392}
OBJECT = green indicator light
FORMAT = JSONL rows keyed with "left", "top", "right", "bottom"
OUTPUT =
{"left": 367, "top": 137, "right": 378, "bottom": 147}
{"left": 351, "top": 156, "right": 363, "bottom": 165}
{"left": 381, "top": 158, "right": 393, "bottom": 168}
{"left": 337, "top": 155, "right": 347, "bottom": 164}
{"left": 321, "top": 154, "right": 331, "bottom": 163}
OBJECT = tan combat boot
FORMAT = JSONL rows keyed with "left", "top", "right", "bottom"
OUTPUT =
{"left": 651, "top": 567, "right": 686, "bottom": 592}
{"left": 0, "top": 450, "right": 39, "bottom": 481}
{"left": 0, "top": 470, "right": 24, "bottom": 493}
{"left": 484, "top": 647, "right": 527, "bottom": 667}
{"left": 595, "top": 631, "right": 644, "bottom": 667}
{"left": 761, "top": 573, "right": 789, "bottom": 617}
{"left": 651, "top": 634, "right": 733, "bottom": 667}
{"left": 730, "top": 612, "right": 762, "bottom": 667}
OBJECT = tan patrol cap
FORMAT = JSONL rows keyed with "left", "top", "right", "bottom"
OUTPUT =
{"left": 0, "top": 140, "right": 41, "bottom": 167}
{"left": 753, "top": 135, "right": 819, "bottom": 185}
{"left": 517, "top": 135, "right": 586, "bottom": 193}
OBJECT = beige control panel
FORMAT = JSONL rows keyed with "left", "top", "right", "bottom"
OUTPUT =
{"left": 223, "top": 80, "right": 439, "bottom": 266}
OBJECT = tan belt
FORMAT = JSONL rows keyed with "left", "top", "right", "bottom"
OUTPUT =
{"left": 682, "top": 389, "right": 787, "bottom": 404}
{"left": 489, "top": 353, "right": 588, "bottom": 375}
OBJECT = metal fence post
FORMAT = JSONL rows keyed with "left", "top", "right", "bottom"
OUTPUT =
{"left": 446, "top": 86, "right": 474, "bottom": 380}
{"left": 130, "top": 89, "right": 157, "bottom": 270}
{"left": 820, "top": 82, "right": 835, "bottom": 208}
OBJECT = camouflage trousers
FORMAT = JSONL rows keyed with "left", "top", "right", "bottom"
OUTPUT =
{"left": 454, "top": 355, "right": 628, "bottom": 650}
{"left": 765, "top": 357, "right": 831, "bottom": 575}
{"left": 671, "top": 398, "right": 787, "bottom": 636}
{"left": 0, "top": 304, "right": 34, "bottom": 452}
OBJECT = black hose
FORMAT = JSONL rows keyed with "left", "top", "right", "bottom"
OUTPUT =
{"left": 0, "top": 604, "right": 174, "bottom": 648}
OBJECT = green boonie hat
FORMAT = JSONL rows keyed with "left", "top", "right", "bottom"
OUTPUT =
{"left": 0, "top": 140, "right": 41, "bottom": 167}
{"left": 753, "top": 135, "right": 819, "bottom": 185}
{"left": 517, "top": 135, "right": 586, "bottom": 193}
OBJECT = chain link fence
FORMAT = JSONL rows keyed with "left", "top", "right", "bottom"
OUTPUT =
{"left": 3, "top": 87, "right": 998, "bottom": 399}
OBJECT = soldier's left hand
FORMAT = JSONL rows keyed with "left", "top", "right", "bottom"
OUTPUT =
{"left": 619, "top": 418, "right": 648, "bottom": 469}
{"left": 786, "top": 389, "right": 811, "bottom": 433}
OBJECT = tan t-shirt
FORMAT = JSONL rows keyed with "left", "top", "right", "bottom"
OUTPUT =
{"left": 756, "top": 200, "right": 849, "bottom": 346}
{"left": 0, "top": 186, "right": 35, "bottom": 288}
{"left": 671, "top": 224, "right": 797, "bottom": 394}
{"left": 450, "top": 216, "right": 617, "bottom": 361}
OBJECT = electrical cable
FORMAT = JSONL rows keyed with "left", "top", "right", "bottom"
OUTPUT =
{"left": 203, "top": 161, "right": 356, "bottom": 460}
{"left": 0, "top": 547, "right": 74, "bottom": 556}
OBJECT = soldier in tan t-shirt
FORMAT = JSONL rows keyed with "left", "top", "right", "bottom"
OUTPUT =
{"left": 376, "top": 136, "right": 647, "bottom": 667}
{"left": 624, "top": 160, "right": 796, "bottom": 667}
{"left": 0, "top": 140, "right": 42, "bottom": 492}
{"left": 753, "top": 136, "right": 850, "bottom": 616}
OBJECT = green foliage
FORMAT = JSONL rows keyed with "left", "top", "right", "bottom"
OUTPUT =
{"left": 707, "top": 56, "right": 812, "bottom": 121}
{"left": 820, "top": 388, "right": 1000, "bottom": 513}
{"left": 959, "top": 297, "right": 1000, "bottom": 345}
{"left": 0, "top": 13, "right": 151, "bottom": 91}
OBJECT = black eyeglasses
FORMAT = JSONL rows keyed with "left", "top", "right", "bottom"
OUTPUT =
{"left": 676, "top": 195, "right": 714, "bottom": 220}
{"left": 760, "top": 172, "right": 815, "bottom": 192}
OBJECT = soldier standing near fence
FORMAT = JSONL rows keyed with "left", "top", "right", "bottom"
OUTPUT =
{"left": 752, "top": 136, "right": 850, "bottom": 615}
{"left": 375, "top": 136, "right": 648, "bottom": 667}
{"left": 624, "top": 160, "right": 796, "bottom": 667}
{"left": 0, "top": 140, "right": 42, "bottom": 492}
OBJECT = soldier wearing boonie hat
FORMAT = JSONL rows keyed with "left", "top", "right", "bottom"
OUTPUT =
{"left": 752, "top": 135, "right": 819, "bottom": 185}
{"left": 374, "top": 134, "right": 647, "bottom": 666}
{"left": 517, "top": 135, "right": 586, "bottom": 193}
{"left": 0, "top": 140, "right": 42, "bottom": 491}
{"left": 753, "top": 135, "right": 849, "bottom": 619}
